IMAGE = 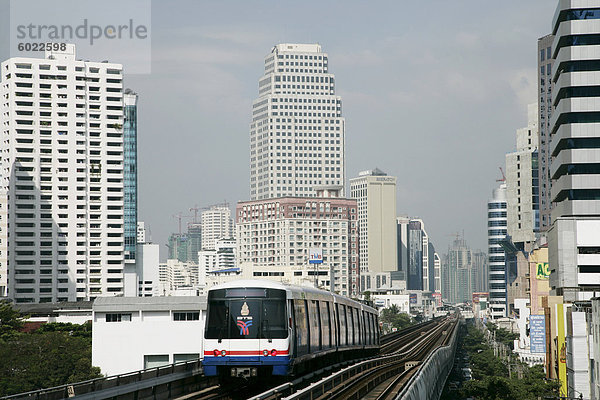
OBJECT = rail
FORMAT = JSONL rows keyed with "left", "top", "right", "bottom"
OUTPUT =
{"left": 0, "top": 359, "right": 209, "bottom": 400}
{"left": 248, "top": 317, "right": 455, "bottom": 400}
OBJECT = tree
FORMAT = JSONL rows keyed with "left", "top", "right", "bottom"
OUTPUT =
{"left": 0, "top": 323, "right": 102, "bottom": 396}
{"left": 460, "top": 323, "right": 559, "bottom": 400}
{"left": 380, "top": 305, "right": 413, "bottom": 331}
{"left": 0, "top": 300, "right": 25, "bottom": 339}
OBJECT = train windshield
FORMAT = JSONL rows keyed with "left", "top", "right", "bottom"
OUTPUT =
{"left": 205, "top": 288, "right": 288, "bottom": 339}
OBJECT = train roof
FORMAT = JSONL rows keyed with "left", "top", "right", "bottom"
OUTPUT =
{"left": 207, "top": 279, "right": 377, "bottom": 313}
{"left": 208, "top": 279, "right": 327, "bottom": 296}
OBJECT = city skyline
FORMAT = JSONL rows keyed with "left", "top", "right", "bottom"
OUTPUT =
{"left": 0, "top": 1, "right": 554, "bottom": 258}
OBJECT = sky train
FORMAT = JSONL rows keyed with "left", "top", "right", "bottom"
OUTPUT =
{"left": 202, "top": 280, "right": 380, "bottom": 379}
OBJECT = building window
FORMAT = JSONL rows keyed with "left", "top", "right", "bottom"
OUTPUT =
{"left": 106, "top": 313, "right": 131, "bottom": 322}
{"left": 144, "top": 354, "right": 169, "bottom": 369}
{"left": 173, "top": 312, "right": 200, "bottom": 321}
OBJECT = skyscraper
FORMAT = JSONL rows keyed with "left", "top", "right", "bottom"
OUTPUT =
{"left": 538, "top": 34, "right": 555, "bottom": 231}
{"left": 350, "top": 169, "right": 397, "bottom": 276}
{"left": 250, "top": 43, "right": 345, "bottom": 200}
{"left": 0, "top": 45, "right": 127, "bottom": 302}
{"left": 548, "top": 1, "right": 600, "bottom": 301}
{"left": 488, "top": 183, "right": 508, "bottom": 319}
{"left": 442, "top": 237, "right": 486, "bottom": 304}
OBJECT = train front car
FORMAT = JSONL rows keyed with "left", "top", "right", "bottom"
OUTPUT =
{"left": 203, "top": 282, "right": 291, "bottom": 379}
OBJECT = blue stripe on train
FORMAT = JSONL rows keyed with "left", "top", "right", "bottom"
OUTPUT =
{"left": 203, "top": 355, "right": 291, "bottom": 376}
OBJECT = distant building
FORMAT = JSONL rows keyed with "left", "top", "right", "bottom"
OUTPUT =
{"left": 186, "top": 223, "right": 202, "bottom": 263}
{"left": 201, "top": 205, "right": 233, "bottom": 251}
{"left": 443, "top": 237, "right": 476, "bottom": 304}
{"left": 395, "top": 217, "right": 439, "bottom": 293}
{"left": 250, "top": 43, "right": 345, "bottom": 199}
{"left": 198, "top": 238, "right": 237, "bottom": 286}
{"left": 136, "top": 243, "right": 160, "bottom": 297}
{"left": 350, "top": 168, "right": 397, "bottom": 276}
{"left": 167, "top": 233, "right": 189, "bottom": 262}
{"left": 505, "top": 103, "right": 539, "bottom": 245}
{"left": 488, "top": 183, "right": 508, "bottom": 319}
{"left": 428, "top": 243, "right": 442, "bottom": 294}
{"left": 236, "top": 187, "right": 358, "bottom": 296}
{"left": 137, "top": 222, "right": 148, "bottom": 244}
{"left": 158, "top": 260, "right": 198, "bottom": 295}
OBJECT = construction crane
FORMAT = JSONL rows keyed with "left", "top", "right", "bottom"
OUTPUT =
{"left": 496, "top": 167, "right": 506, "bottom": 183}
{"left": 189, "top": 205, "right": 201, "bottom": 224}
{"left": 171, "top": 212, "right": 193, "bottom": 235}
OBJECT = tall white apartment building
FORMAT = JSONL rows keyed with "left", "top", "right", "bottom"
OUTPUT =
{"left": 488, "top": 183, "right": 508, "bottom": 319}
{"left": 505, "top": 103, "right": 539, "bottom": 245}
{"left": 201, "top": 205, "right": 233, "bottom": 250}
{"left": 158, "top": 259, "right": 198, "bottom": 295}
{"left": 548, "top": 1, "right": 600, "bottom": 301}
{"left": 0, "top": 45, "right": 126, "bottom": 303}
{"left": 350, "top": 168, "right": 397, "bottom": 275}
{"left": 250, "top": 43, "right": 345, "bottom": 200}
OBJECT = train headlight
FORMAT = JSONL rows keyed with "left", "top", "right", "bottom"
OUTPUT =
{"left": 221, "top": 349, "right": 227, "bottom": 357}
{"left": 271, "top": 349, "right": 277, "bottom": 356}
{"left": 263, "top": 349, "right": 269, "bottom": 356}
{"left": 213, "top": 349, "right": 219, "bottom": 357}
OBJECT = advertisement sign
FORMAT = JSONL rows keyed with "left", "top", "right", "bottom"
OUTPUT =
{"left": 409, "top": 293, "right": 417, "bottom": 305}
{"left": 536, "top": 263, "right": 550, "bottom": 279}
{"left": 309, "top": 248, "right": 323, "bottom": 264}
{"left": 529, "top": 314, "right": 546, "bottom": 353}
{"left": 557, "top": 303, "right": 567, "bottom": 398}
{"left": 432, "top": 292, "right": 442, "bottom": 307}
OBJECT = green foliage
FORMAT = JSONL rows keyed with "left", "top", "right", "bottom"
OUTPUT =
{"left": 486, "top": 322, "right": 519, "bottom": 350}
{"left": 35, "top": 321, "right": 93, "bottom": 339}
{"left": 0, "top": 318, "right": 102, "bottom": 397}
{"left": 0, "top": 300, "right": 25, "bottom": 339}
{"left": 459, "top": 323, "right": 558, "bottom": 400}
{"left": 380, "top": 304, "right": 413, "bottom": 332}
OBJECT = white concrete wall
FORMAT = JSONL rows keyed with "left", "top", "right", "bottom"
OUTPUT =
{"left": 92, "top": 309, "right": 205, "bottom": 376}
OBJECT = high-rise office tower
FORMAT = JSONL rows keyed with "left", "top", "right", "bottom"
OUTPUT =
{"left": 505, "top": 103, "right": 539, "bottom": 246}
{"left": 0, "top": 45, "right": 127, "bottom": 302}
{"left": 548, "top": 2, "right": 600, "bottom": 301}
{"left": 250, "top": 43, "right": 345, "bottom": 200}
{"left": 538, "top": 34, "right": 555, "bottom": 231}
{"left": 201, "top": 205, "right": 233, "bottom": 251}
{"left": 488, "top": 183, "right": 508, "bottom": 319}
{"left": 350, "top": 169, "right": 397, "bottom": 276}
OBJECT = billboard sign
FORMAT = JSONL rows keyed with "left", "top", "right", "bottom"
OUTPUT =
{"left": 536, "top": 263, "right": 550, "bottom": 279}
{"left": 529, "top": 314, "right": 546, "bottom": 353}
{"left": 409, "top": 293, "right": 417, "bottom": 305}
{"left": 309, "top": 248, "right": 323, "bottom": 264}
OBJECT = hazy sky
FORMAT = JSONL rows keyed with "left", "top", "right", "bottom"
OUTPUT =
{"left": 0, "top": 1, "right": 557, "bottom": 259}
